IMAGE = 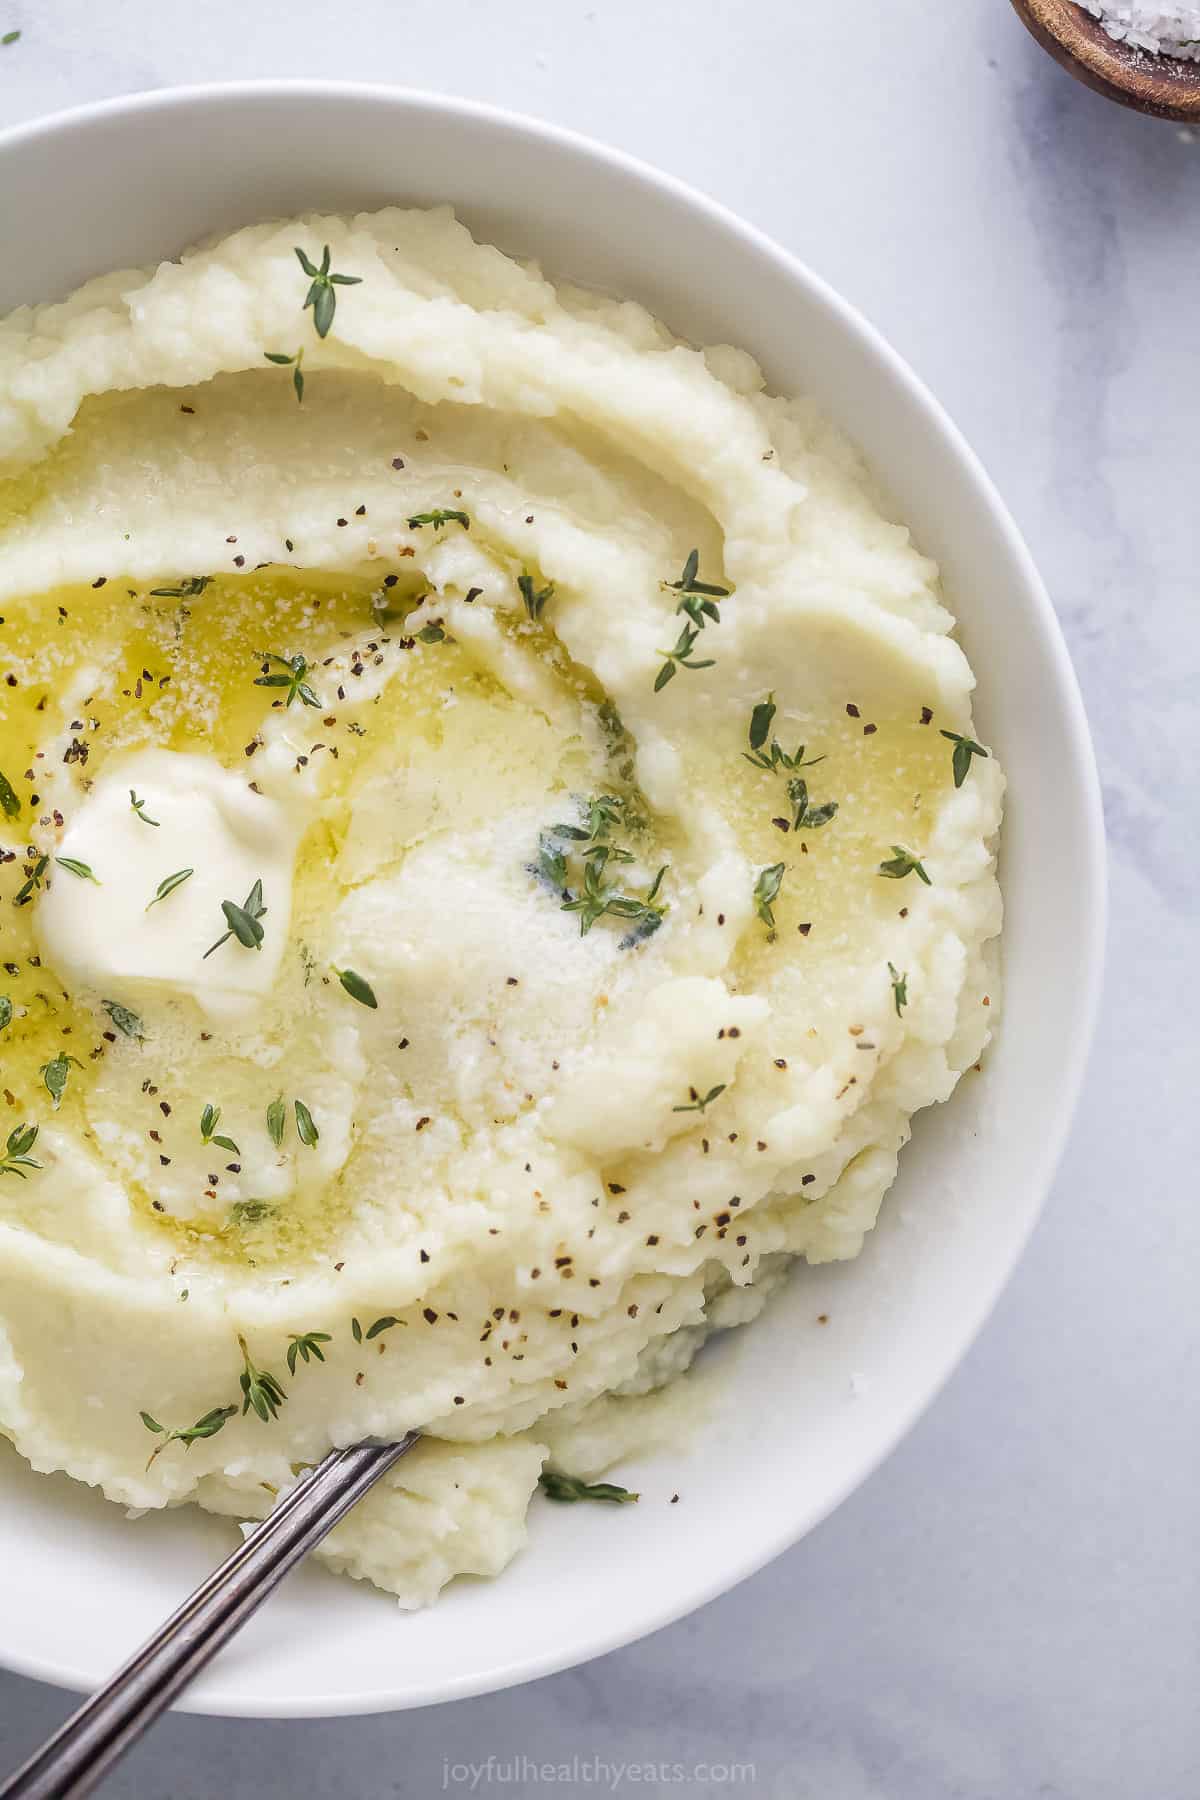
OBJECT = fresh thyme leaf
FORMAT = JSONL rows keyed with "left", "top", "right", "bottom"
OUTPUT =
{"left": 518, "top": 572, "right": 554, "bottom": 621}
{"left": 266, "top": 1096, "right": 286, "bottom": 1148}
{"left": 538, "top": 1470, "right": 639, "bottom": 1505}
{"left": 286, "top": 1330, "right": 332, "bottom": 1374}
{"left": 0, "top": 771, "right": 20, "bottom": 819}
{"left": 179, "top": 1405, "right": 237, "bottom": 1443}
{"left": 102, "top": 1000, "right": 144, "bottom": 1040}
{"left": 535, "top": 833, "right": 569, "bottom": 890}
{"left": 2, "top": 30, "right": 21, "bottom": 44}
{"left": 146, "top": 868, "right": 194, "bottom": 910}
{"left": 785, "top": 777, "right": 838, "bottom": 833}
{"left": 149, "top": 576, "right": 212, "bottom": 598}
{"left": 0, "top": 1123, "right": 40, "bottom": 1179}
{"left": 254, "top": 650, "right": 321, "bottom": 709}
{"left": 200, "top": 1104, "right": 240, "bottom": 1155}
{"left": 14, "top": 853, "right": 48, "bottom": 906}
{"left": 351, "top": 1316, "right": 363, "bottom": 1343}
{"left": 888, "top": 963, "right": 908, "bottom": 1017}
{"left": 130, "top": 790, "right": 160, "bottom": 827}
{"left": 653, "top": 622, "right": 716, "bottom": 691}
{"left": 204, "top": 878, "right": 267, "bottom": 958}
{"left": 296, "top": 244, "right": 361, "bottom": 339}
{"left": 364, "top": 1315, "right": 401, "bottom": 1340}
{"left": 877, "top": 845, "right": 931, "bottom": 885}
{"left": 227, "top": 1199, "right": 274, "bottom": 1229}
{"left": 335, "top": 968, "right": 378, "bottom": 1009}
{"left": 39, "top": 1051, "right": 82, "bottom": 1109}
{"left": 748, "top": 694, "right": 776, "bottom": 754}
{"left": 0, "top": 997, "right": 11, "bottom": 1033}
{"left": 264, "top": 347, "right": 305, "bottom": 403}
{"left": 141, "top": 1403, "right": 237, "bottom": 1468}
{"left": 221, "top": 898, "right": 265, "bottom": 950}
{"left": 56, "top": 857, "right": 100, "bottom": 884}
{"left": 416, "top": 622, "right": 446, "bottom": 644}
{"left": 406, "top": 509, "right": 470, "bottom": 532}
{"left": 672, "top": 1083, "right": 726, "bottom": 1115}
{"left": 940, "top": 729, "right": 989, "bottom": 788}
{"left": 754, "top": 862, "right": 786, "bottom": 930}
{"left": 294, "top": 1100, "right": 319, "bottom": 1147}
{"left": 237, "top": 1334, "right": 287, "bottom": 1422}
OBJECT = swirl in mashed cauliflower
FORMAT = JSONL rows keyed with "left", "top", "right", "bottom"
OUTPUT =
{"left": 0, "top": 210, "right": 1002, "bottom": 1605}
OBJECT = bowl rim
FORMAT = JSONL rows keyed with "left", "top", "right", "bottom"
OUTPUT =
{"left": 0, "top": 79, "right": 1107, "bottom": 1717}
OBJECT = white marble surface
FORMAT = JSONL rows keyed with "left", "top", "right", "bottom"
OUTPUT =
{"left": 1, "top": 2, "right": 1198, "bottom": 1795}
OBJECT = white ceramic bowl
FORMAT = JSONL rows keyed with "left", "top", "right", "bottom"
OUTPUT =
{"left": 0, "top": 82, "right": 1104, "bottom": 1718}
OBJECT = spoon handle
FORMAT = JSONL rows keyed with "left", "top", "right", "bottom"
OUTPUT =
{"left": 0, "top": 1434, "right": 420, "bottom": 1800}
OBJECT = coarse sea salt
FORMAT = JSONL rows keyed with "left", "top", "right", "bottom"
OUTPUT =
{"left": 1076, "top": 2, "right": 1200, "bottom": 59}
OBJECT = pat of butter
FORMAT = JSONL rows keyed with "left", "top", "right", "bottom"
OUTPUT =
{"left": 37, "top": 749, "right": 300, "bottom": 1021}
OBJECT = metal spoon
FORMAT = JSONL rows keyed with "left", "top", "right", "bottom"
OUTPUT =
{"left": 0, "top": 1432, "right": 420, "bottom": 1800}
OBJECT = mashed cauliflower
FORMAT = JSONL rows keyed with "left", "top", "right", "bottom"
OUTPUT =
{"left": 0, "top": 209, "right": 1002, "bottom": 1605}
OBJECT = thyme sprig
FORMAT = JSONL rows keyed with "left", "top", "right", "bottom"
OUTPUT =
{"left": 295, "top": 244, "right": 361, "bottom": 339}
{"left": 204, "top": 878, "right": 267, "bottom": 959}
{"left": 562, "top": 858, "right": 667, "bottom": 940}
{"left": 888, "top": 963, "right": 908, "bottom": 1017}
{"left": 743, "top": 695, "right": 827, "bottom": 774}
{"left": 535, "top": 796, "right": 666, "bottom": 945}
{"left": 254, "top": 651, "right": 321, "bottom": 709}
{"left": 785, "top": 777, "right": 838, "bottom": 833}
{"left": 264, "top": 347, "right": 305, "bottom": 403}
{"left": 140, "top": 1404, "right": 237, "bottom": 1469}
{"left": 518, "top": 571, "right": 554, "bottom": 621}
{"left": 654, "top": 622, "right": 715, "bottom": 692}
{"left": 200, "top": 1103, "right": 240, "bottom": 1155}
{"left": 539, "top": 1470, "right": 639, "bottom": 1504}
{"left": 672, "top": 1084, "right": 726, "bottom": 1115}
{"left": 150, "top": 576, "right": 212, "bottom": 598}
{"left": 878, "top": 846, "right": 931, "bottom": 885}
{"left": 14, "top": 854, "right": 48, "bottom": 906}
{"left": 287, "top": 1331, "right": 332, "bottom": 1375}
{"left": 662, "top": 547, "right": 730, "bottom": 629}
{"left": 0, "top": 1124, "right": 40, "bottom": 1179}
{"left": 238, "top": 1335, "right": 287, "bottom": 1422}
{"left": 407, "top": 509, "right": 470, "bottom": 532}
{"left": 940, "top": 730, "right": 989, "bottom": 788}
{"left": 542, "top": 795, "right": 634, "bottom": 867}
{"left": 130, "top": 790, "right": 160, "bottom": 827}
